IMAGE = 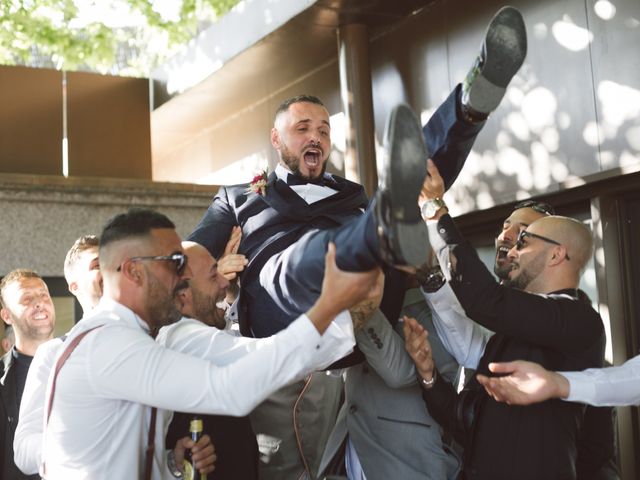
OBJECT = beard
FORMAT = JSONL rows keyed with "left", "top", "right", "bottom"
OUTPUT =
{"left": 12, "top": 315, "right": 54, "bottom": 343}
{"left": 191, "top": 286, "right": 226, "bottom": 329}
{"left": 147, "top": 272, "right": 183, "bottom": 335}
{"left": 494, "top": 257, "right": 512, "bottom": 280}
{"left": 503, "top": 250, "right": 547, "bottom": 291}
{"left": 280, "top": 144, "right": 328, "bottom": 180}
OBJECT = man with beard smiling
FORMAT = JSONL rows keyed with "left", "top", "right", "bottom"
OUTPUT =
{"left": 41, "top": 209, "right": 379, "bottom": 480}
{"left": 166, "top": 241, "right": 259, "bottom": 480}
{"left": 1, "top": 270, "right": 55, "bottom": 480}
{"left": 404, "top": 157, "right": 607, "bottom": 478}
{"left": 14, "top": 236, "right": 217, "bottom": 478}
{"left": 419, "top": 163, "right": 617, "bottom": 479}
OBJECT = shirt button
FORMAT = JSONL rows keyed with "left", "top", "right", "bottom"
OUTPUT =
{"left": 439, "top": 228, "right": 446, "bottom": 234}
{"left": 349, "top": 405, "right": 357, "bottom": 414}
{"left": 316, "top": 344, "right": 320, "bottom": 349}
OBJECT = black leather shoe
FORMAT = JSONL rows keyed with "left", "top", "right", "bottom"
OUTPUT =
{"left": 376, "top": 104, "right": 430, "bottom": 269}
{"left": 461, "top": 6, "right": 527, "bottom": 119}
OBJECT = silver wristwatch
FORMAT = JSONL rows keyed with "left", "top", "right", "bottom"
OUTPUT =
{"left": 421, "top": 198, "right": 447, "bottom": 219}
{"left": 167, "top": 450, "right": 183, "bottom": 478}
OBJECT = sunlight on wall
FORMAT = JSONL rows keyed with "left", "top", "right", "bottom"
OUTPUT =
{"left": 198, "top": 152, "right": 269, "bottom": 185}
{"left": 551, "top": 16, "right": 593, "bottom": 51}
{"left": 520, "top": 87, "right": 557, "bottom": 133}
{"left": 594, "top": 0, "right": 616, "bottom": 20}
{"left": 167, "top": 54, "right": 224, "bottom": 94}
{"left": 598, "top": 81, "right": 640, "bottom": 130}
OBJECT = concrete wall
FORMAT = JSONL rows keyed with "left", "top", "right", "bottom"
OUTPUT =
{"left": 0, "top": 174, "right": 214, "bottom": 277}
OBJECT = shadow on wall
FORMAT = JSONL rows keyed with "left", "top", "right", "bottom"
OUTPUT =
{"left": 376, "top": 0, "right": 640, "bottom": 216}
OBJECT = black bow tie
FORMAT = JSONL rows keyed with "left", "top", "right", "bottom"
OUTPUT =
{"left": 286, "top": 174, "right": 326, "bottom": 187}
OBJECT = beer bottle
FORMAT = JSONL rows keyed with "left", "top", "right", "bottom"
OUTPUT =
{"left": 183, "top": 416, "right": 207, "bottom": 480}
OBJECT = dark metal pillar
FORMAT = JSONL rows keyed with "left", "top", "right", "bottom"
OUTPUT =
{"left": 337, "top": 23, "right": 377, "bottom": 196}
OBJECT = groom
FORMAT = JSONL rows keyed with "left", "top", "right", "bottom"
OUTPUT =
{"left": 187, "top": 8, "right": 528, "bottom": 339}
{"left": 187, "top": 7, "right": 527, "bottom": 479}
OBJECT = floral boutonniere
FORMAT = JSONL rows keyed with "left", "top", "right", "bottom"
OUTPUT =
{"left": 248, "top": 170, "right": 268, "bottom": 196}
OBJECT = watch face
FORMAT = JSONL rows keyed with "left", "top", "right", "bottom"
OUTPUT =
{"left": 422, "top": 200, "right": 439, "bottom": 219}
{"left": 419, "top": 266, "right": 446, "bottom": 293}
{"left": 426, "top": 202, "right": 437, "bottom": 218}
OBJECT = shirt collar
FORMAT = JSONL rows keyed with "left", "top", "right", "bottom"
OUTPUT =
{"left": 94, "top": 297, "right": 151, "bottom": 334}
{"left": 275, "top": 163, "right": 291, "bottom": 182}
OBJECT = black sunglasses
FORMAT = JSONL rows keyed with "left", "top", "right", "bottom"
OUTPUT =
{"left": 516, "top": 231, "right": 570, "bottom": 260}
{"left": 514, "top": 200, "right": 555, "bottom": 216}
{"left": 117, "top": 252, "right": 187, "bottom": 275}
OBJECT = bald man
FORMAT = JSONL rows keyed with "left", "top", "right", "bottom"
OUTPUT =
{"left": 404, "top": 208, "right": 606, "bottom": 479}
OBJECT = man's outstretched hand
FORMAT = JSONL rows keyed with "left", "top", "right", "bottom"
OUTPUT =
{"left": 476, "top": 360, "right": 570, "bottom": 406}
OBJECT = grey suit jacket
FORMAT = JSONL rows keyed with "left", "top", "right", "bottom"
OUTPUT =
{"left": 319, "top": 290, "right": 461, "bottom": 480}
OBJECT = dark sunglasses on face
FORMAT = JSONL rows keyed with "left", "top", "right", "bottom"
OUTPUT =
{"left": 116, "top": 252, "right": 187, "bottom": 275}
{"left": 513, "top": 200, "right": 555, "bottom": 216}
{"left": 515, "top": 230, "right": 570, "bottom": 261}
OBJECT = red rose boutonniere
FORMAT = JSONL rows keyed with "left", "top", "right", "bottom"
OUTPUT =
{"left": 248, "top": 170, "right": 268, "bottom": 196}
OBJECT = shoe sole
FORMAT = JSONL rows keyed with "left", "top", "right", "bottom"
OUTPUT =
{"left": 382, "top": 104, "right": 430, "bottom": 267}
{"left": 466, "top": 6, "right": 527, "bottom": 113}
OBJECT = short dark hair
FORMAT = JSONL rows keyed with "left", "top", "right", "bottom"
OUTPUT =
{"left": 274, "top": 95, "right": 325, "bottom": 121}
{"left": 513, "top": 200, "right": 555, "bottom": 216}
{"left": 0, "top": 269, "right": 43, "bottom": 309}
{"left": 100, "top": 209, "right": 175, "bottom": 251}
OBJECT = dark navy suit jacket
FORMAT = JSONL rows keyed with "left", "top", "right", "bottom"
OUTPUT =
{"left": 188, "top": 172, "right": 370, "bottom": 337}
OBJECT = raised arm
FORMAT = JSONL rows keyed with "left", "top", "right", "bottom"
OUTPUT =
{"left": 75, "top": 243, "right": 379, "bottom": 417}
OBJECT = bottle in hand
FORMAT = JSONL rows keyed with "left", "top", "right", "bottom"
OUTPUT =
{"left": 183, "top": 416, "right": 207, "bottom": 480}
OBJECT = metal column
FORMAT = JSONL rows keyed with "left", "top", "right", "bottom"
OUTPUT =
{"left": 337, "top": 23, "right": 377, "bottom": 196}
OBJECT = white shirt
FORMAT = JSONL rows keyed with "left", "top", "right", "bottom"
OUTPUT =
{"left": 38, "top": 297, "right": 354, "bottom": 480}
{"left": 274, "top": 164, "right": 338, "bottom": 204}
{"left": 422, "top": 221, "right": 492, "bottom": 369}
{"left": 561, "top": 355, "right": 640, "bottom": 406}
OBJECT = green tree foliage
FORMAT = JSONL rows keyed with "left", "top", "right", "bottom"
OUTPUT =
{"left": 0, "top": 0, "right": 240, "bottom": 76}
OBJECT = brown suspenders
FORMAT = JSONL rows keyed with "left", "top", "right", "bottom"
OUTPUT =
{"left": 45, "top": 325, "right": 158, "bottom": 480}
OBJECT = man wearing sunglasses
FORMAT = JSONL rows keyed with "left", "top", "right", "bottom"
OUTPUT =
{"left": 14, "top": 235, "right": 224, "bottom": 478}
{"left": 38, "top": 209, "right": 380, "bottom": 480}
{"left": 403, "top": 153, "right": 606, "bottom": 479}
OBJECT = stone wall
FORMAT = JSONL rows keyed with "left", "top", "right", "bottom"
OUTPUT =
{"left": 0, "top": 174, "right": 216, "bottom": 276}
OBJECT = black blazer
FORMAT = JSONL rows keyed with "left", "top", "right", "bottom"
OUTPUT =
{"left": 423, "top": 215, "right": 606, "bottom": 480}
{"left": 1, "top": 351, "right": 40, "bottom": 480}
{"left": 188, "top": 172, "right": 369, "bottom": 335}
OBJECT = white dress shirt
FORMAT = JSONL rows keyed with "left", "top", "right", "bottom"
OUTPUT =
{"left": 561, "top": 355, "right": 640, "bottom": 406}
{"left": 422, "top": 221, "right": 492, "bottom": 369}
{"left": 274, "top": 163, "right": 338, "bottom": 204}
{"left": 14, "top": 336, "right": 63, "bottom": 474}
{"left": 38, "top": 297, "right": 354, "bottom": 480}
